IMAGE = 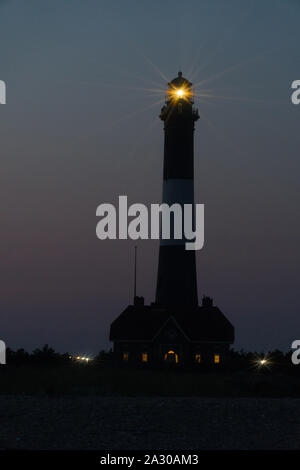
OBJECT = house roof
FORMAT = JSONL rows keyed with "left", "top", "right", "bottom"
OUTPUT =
{"left": 109, "top": 303, "right": 234, "bottom": 343}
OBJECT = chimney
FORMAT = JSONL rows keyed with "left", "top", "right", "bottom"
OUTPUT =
{"left": 202, "top": 296, "right": 213, "bottom": 307}
{"left": 134, "top": 296, "right": 144, "bottom": 306}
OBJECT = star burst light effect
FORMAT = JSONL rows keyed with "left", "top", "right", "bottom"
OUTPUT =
{"left": 86, "top": 36, "right": 286, "bottom": 157}
{"left": 100, "top": 53, "right": 279, "bottom": 133}
{"left": 252, "top": 354, "right": 273, "bottom": 370}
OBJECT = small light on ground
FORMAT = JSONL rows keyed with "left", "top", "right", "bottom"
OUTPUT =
{"left": 69, "top": 355, "right": 93, "bottom": 362}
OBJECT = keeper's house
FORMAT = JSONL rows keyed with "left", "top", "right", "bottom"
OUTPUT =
{"left": 110, "top": 296, "right": 234, "bottom": 366}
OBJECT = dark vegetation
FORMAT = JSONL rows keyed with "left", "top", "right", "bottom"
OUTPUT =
{"left": 0, "top": 345, "right": 300, "bottom": 397}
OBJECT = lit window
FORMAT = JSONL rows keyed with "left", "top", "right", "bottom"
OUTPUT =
{"left": 195, "top": 354, "right": 201, "bottom": 363}
{"left": 142, "top": 352, "right": 148, "bottom": 362}
{"left": 214, "top": 354, "right": 220, "bottom": 364}
{"left": 164, "top": 350, "right": 179, "bottom": 363}
{"left": 123, "top": 352, "right": 129, "bottom": 361}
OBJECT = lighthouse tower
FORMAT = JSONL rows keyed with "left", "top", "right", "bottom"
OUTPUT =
{"left": 110, "top": 72, "right": 234, "bottom": 366}
{"left": 156, "top": 72, "right": 199, "bottom": 307}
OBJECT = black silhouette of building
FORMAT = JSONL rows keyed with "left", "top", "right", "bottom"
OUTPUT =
{"left": 110, "top": 72, "right": 234, "bottom": 366}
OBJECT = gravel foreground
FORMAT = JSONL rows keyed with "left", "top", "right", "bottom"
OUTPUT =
{"left": 0, "top": 396, "right": 299, "bottom": 450}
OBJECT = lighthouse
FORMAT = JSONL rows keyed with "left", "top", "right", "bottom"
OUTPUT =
{"left": 156, "top": 72, "right": 199, "bottom": 307}
{"left": 110, "top": 72, "right": 234, "bottom": 366}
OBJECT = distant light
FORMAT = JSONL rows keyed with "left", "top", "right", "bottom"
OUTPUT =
{"left": 71, "top": 354, "right": 93, "bottom": 362}
{"left": 256, "top": 357, "right": 270, "bottom": 368}
{"left": 176, "top": 89, "right": 184, "bottom": 97}
{"left": 252, "top": 355, "right": 272, "bottom": 370}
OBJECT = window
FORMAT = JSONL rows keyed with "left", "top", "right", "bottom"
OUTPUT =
{"left": 214, "top": 354, "right": 220, "bottom": 364}
{"left": 142, "top": 352, "right": 148, "bottom": 362}
{"left": 164, "top": 350, "right": 179, "bottom": 363}
{"left": 123, "top": 352, "right": 129, "bottom": 361}
{"left": 195, "top": 354, "right": 201, "bottom": 363}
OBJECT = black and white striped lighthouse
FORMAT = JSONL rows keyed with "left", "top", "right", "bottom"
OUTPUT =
{"left": 155, "top": 72, "right": 199, "bottom": 307}
{"left": 110, "top": 71, "right": 235, "bottom": 364}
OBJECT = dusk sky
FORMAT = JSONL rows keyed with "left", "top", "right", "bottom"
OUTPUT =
{"left": 0, "top": 0, "right": 299, "bottom": 354}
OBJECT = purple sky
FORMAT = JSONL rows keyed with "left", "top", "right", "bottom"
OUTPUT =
{"left": 0, "top": 0, "right": 299, "bottom": 354}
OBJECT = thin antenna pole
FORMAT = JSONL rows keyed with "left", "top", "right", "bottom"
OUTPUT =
{"left": 134, "top": 245, "right": 137, "bottom": 300}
